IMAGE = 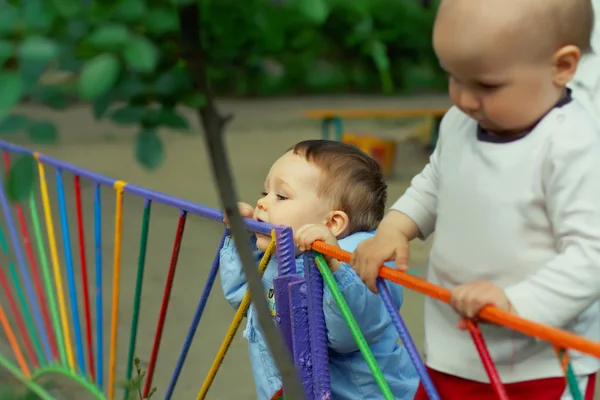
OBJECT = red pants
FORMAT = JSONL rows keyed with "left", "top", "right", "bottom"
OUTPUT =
{"left": 414, "top": 367, "right": 597, "bottom": 400}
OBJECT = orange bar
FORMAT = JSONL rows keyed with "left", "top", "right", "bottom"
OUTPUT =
{"left": 311, "top": 241, "right": 600, "bottom": 359}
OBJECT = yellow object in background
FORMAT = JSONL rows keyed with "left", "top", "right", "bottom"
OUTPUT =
{"left": 342, "top": 134, "right": 396, "bottom": 177}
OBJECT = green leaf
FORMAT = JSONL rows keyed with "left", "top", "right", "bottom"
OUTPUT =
{"left": 50, "top": 0, "right": 81, "bottom": 17}
{"left": 0, "top": 41, "right": 14, "bottom": 66}
{"left": 135, "top": 129, "right": 164, "bottom": 170}
{"left": 294, "top": 0, "right": 329, "bottom": 24}
{"left": 0, "top": 5, "right": 19, "bottom": 35}
{"left": 123, "top": 37, "right": 158, "bottom": 73}
{"left": 156, "top": 109, "right": 189, "bottom": 131}
{"left": 145, "top": 6, "right": 180, "bottom": 35}
{"left": 370, "top": 40, "right": 390, "bottom": 71}
{"left": 88, "top": 24, "right": 131, "bottom": 50}
{"left": 27, "top": 121, "right": 58, "bottom": 144}
{"left": 19, "top": 36, "right": 59, "bottom": 63}
{"left": 182, "top": 93, "right": 206, "bottom": 108}
{"left": 0, "top": 73, "right": 23, "bottom": 118}
{"left": 5, "top": 154, "right": 36, "bottom": 203}
{"left": 110, "top": 105, "right": 146, "bottom": 125}
{"left": 23, "top": 0, "right": 55, "bottom": 33}
{"left": 0, "top": 114, "right": 30, "bottom": 135}
{"left": 32, "top": 85, "right": 69, "bottom": 110}
{"left": 117, "top": 0, "right": 147, "bottom": 22}
{"left": 93, "top": 92, "right": 113, "bottom": 120}
{"left": 78, "top": 53, "right": 121, "bottom": 100}
{"left": 19, "top": 60, "right": 47, "bottom": 94}
{"left": 154, "top": 68, "right": 191, "bottom": 97}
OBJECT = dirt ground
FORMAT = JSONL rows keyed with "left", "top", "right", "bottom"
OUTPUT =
{"left": 0, "top": 95, "right": 596, "bottom": 399}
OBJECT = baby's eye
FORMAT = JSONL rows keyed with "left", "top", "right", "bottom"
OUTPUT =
{"left": 277, "top": 195, "right": 288, "bottom": 201}
{"left": 260, "top": 191, "right": 268, "bottom": 197}
{"left": 478, "top": 82, "right": 502, "bottom": 91}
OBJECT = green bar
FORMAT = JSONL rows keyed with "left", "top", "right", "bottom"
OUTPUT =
{"left": 313, "top": 253, "right": 394, "bottom": 400}
{"left": 123, "top": 200, "right": 152, "bottom": 400}
{"left": 0, "top": 353, "right": 54, "bottom": 400}
{"left": 32, "top": 365, "right": 107, "bottom": 399}
{"left": 333, "top": 117, "right": 344, "bottom": 142}
{"left": 559, "top": 349, "right": 583, "bottom": 400}
{"left": 0, "top": 224, "right": 46, "bottom": 364}
{"left": 29, "top": 192, "right": 67, "bottom": 366}
{"left": 7, "top": 260, "right": 46, "bottom": 365}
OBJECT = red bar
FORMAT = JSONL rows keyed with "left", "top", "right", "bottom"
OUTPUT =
{"left": 143, "top": 211, "right": 187, "bottom": 397}
{"left": 74, "top": 175, "right": 95, "bottom": 380}
{"left": 3, "top": 152, "right": 58, "bottom": 360}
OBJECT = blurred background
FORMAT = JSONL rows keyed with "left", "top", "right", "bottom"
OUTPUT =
{"left": 0, "top": 0, "right": 599, "bottom": 398}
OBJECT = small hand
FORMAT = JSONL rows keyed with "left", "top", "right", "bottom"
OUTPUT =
{"left": 350, "top": 230, "right": 410, "bottom": 293}
{"left": 450, "top": 280, "right": 515, "bottom": 330}
{"left": 294, "top": 224, "right": 342, "bottom": 272}
{"left": 223, "top": 202, "right": 255, "bottom": 228}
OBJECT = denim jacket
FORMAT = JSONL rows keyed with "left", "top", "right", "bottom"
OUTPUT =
{"left": 219, "top": 231, "right": 419, "bottom": 399}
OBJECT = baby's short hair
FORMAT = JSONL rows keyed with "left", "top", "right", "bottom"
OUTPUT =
{"left": 553, "top": 0, "right": 594, "bottom": 54}
{"left": 290, "top": 140, "right": 387, "bottom": 234}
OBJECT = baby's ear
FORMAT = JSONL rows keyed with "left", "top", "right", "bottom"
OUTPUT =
{"left": 552, "top": 44, "right": 581, "bottom": 86}
{"left": 326, "top": 210, "right": 349, "bottom": 238}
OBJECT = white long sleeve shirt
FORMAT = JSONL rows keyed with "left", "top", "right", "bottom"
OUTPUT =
{"left": 392, "top": 94, "right": 600, "bottom": 383}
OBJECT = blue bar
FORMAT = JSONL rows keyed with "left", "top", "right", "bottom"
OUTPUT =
{"left": 0, "top": 138, "right": 276, "bottom": 235}
{"left": 377, "top": 279, "right": 440, "bottom": 400}
{"left": 165, "top": 230, "right": 228, "bottom": 400}
{"left": 0, "top": 164, "right": 54, "bottom": 363}
{"left": 94, "top": 183, "right": 103, "bottom": 388}
{"left": 56, "top": 169, "right": 86, "bottom": 375}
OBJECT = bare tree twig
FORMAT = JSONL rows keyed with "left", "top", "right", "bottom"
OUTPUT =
{"left": 177, "top": 4, "right": 306, "bottom": 399}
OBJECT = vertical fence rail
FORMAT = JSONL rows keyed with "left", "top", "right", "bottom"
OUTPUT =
{"left": 94, "top": 182, "right": 104, "bottom": 388}
{"left": 0, "top": 164, "right": 53, "bottom": 364}
{"left": 28, "top": 183, "right": 67, "bottom": 368}
{"left": 143, "top": 210, "right": 187, "bottom": 397}
{"left": 56, "top": 169, "right": 86, "bottom": 374}
{"left": 74, "top": 175, "right": 96, "bottom": 381}
{"left": 36, "top": 155, "right": 75, "bottom": 370}
{"left": 2, "top": 152, "right": 59, "bottom": 363}
{"left": 165, "top": 230, "right": 228, "bottom": 400}
{"left": 108, "top": 180, "right": 126, "bottom": 400}
{"left": 123, "top": 198, "right": 152, "bottom": 400}
{"left": 0, "top": 224, "right": 38, "bottom": 368}
{"left": 305, "top": 252, "right": 331, "bottom": 400}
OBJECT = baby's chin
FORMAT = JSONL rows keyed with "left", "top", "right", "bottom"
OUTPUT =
{"left": 255, "top": 233, "right": 272, "bottom": 251}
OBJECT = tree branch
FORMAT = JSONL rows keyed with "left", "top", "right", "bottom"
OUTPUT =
{"left": 177, "top": 4, "right": 306, "bottom": 399}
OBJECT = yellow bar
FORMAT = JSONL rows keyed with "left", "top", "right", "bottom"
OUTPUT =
{"left": 196, "top": 230, "right": 277, "bottom": 400}
{"left": 108, "top": 180, "right": 126, "bottom": 400}
{"left": 35, "top": 155, "right": 75, "bottom": 370}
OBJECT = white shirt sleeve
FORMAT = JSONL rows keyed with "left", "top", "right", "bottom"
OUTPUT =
{"left": 505, "top": 122, "right": 600, "bottom": 327}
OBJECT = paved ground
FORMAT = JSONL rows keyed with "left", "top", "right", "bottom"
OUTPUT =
{"left": 1, "top": 95, "right": 596, "bottom": 399}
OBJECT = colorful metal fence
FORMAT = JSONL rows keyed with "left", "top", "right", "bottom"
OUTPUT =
{"left": 0, "top": 139, "right": 599, "bottom": 400}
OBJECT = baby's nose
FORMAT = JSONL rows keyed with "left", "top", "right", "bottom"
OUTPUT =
{"left": 257, "top": 196, "right": 268, "bottom": 210}
{"left": 459, "top": 90, "right": 480, "bottom": 112}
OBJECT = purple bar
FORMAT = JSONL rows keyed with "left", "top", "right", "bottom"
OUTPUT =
{"left": 274, "top": 275, "right": 303, "bottom": 353}
{"left": 0, "top": 140, "right": 277, "bottom": 235}
{"left": 275, "top": 227, "right": 296, "bottom": 276}
{"left": 305, "top": 253, "right": 331, "bottom": 399}
{"left": 289, "top": 280, "right": 314, "bottom": 399}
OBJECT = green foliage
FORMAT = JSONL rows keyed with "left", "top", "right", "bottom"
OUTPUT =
{"left": 0, "top": 0, "right": 443, "bottom": 201}
{"left": 118, "top": 356, "right": 157, "bottom": 400}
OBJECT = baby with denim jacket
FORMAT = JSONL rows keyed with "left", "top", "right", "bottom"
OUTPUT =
{"left": 219, "top": 139, "right": 419, "bottom": 399}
